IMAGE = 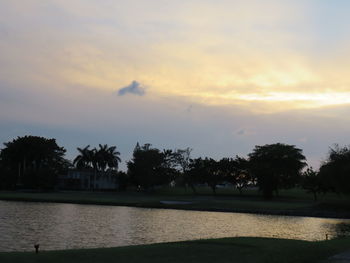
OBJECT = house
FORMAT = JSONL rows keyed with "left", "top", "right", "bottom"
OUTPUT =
{"left": 57, "top": 169, "right": 118, "bottom": 190}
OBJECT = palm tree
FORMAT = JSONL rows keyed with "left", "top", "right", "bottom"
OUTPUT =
{"left": 74, "top": 145, "right": 96, "bottom": 189}
{"left": 90, "top": 148, "right": 99, "bottom": 190}
{"left": 94, "top": 144, "right": 121, "bottom": 171}
{"left": 73, "top": 145, "right": 92, "bottom": 169}
{"left": 74, "top": 144, "right": 121, "bottom": 190}
{"left": 106, "top": 145, "right": 121, "bottom": 170}
{"left": 95, "top": 144, "right": 121, "bottom": 190}
{"left": 95, "top": 144, "right": 107, "bottom": 172}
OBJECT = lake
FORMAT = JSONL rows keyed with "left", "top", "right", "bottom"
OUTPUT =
{"left": 0, "top": 200, "right": 350, "bottom": 252}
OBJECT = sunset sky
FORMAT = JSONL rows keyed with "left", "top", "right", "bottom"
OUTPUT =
{"left": 1, "top": 0, "right": 350, "bottom": 169}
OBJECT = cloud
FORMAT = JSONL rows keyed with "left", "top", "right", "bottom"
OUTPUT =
{"left": 118, "top": 81, "right": 146, "bottom": 96}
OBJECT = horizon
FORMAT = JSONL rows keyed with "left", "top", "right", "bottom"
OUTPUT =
{"left": 0, "top": 135, "right": 337, "bottom": 172}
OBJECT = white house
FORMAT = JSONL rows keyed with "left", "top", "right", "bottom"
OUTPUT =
{"left": 57, "top": 169, "right": 118, "bottom": 190}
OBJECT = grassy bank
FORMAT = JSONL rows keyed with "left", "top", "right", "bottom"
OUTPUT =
{"left": 0, "top": 188, "right": 350, "bottom": 218}
{"left": 1, "top": 237, "right": 349, "bottom": 263}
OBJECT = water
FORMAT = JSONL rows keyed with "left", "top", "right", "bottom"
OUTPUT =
{"left": 0, "top": 200, "right": 350, "bottom": 252}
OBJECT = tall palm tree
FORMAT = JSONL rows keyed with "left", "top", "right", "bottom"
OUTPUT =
{"left": 95, "top": 144, "right": 121, "bottom": 190}
{"left": 95, "top": 144, "right": 121, "bottom": 171}
{"left": 106, "top": 145, "right": 121, "bottom": 170}
{"left": 74, "top": 144, "right": 121, "bottom": 190}
{"left": 73, "top": 145, "right": 96, "bottom": 189}
{"left": 73, "top": 145, "right": 92, "bottom": 169}
{"left": 90, "top": 148, "right": 99, "bottom": 190}
{"left": 96, "top": 144, "right": 109, "bottom": 172}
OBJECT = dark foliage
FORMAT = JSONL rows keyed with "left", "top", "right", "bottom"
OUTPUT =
{"left": 248, "top": 143, "right": 306, "bottom": 198}
{"left": 73, "top": 144, "right": 121, "bottom": 190}
{"left": 319, "top": 145, "right": 350, "bottom": 194}
{"left": 230, "top": 157, "right": 252, "bottom": 195}
{"left": 127, "top": 144, "right": 175, "bottom": 191}
{"left": 116, "top": 171, "right": 129, "bottom": 191}
{"left": 0, "top": 135, "right": 68, "bottom": 190}
{"left": 301, "top": 167, "right": 325, "bottom": 201}
{"left": 187, "top": 158, "right": 224, "bottom": 194}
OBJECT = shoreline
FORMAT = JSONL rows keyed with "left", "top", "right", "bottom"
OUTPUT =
{"left": 1, "top": 195, "right": 350, "bottom": 220}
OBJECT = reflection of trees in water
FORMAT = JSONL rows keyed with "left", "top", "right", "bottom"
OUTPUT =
{"left": 333, "top": 223, "right": 350, "bottom": 238}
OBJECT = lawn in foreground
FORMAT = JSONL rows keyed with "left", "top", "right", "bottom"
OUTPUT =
{"left": 1, "top": 237, "right": 349, "bottom": 263}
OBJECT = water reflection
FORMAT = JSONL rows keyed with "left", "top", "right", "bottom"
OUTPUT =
{"left": 0, "top": 201, "right": 350, "bottom": 252}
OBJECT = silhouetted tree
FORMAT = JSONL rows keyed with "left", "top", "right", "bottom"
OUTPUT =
{"left": 215, "top": 157, "right": 234, "bottom": 182}
{"left": 0, "top": 158, "right": 14, "bottom": 189}
{"left": 162, "top": 149, "right": 180, "bottom": 183}
{"left": 96, "top": 144, "right": 121, "bottom": 171}
{"left": 248, "top": 143, "right": 306, "bottom": 199}
{"left": 116, "top": 171, "right": 129, "bottom": 191}
{"left": 73, "top": 144, "right": 121, "bottom": 190}
{"left": 214, "top": 157, "right": 251, "bottom": 195}
{"left": 173, "top": 148, "right": 192, "bottom": 173}
{"left": 187, "top": 157, "right": 225, "bottom": 194}
{"left": 127, "top": 144, "right": 172, "bottom": 191}
{"left": 202, "top": 158, "right": 223, "bottom": 194}
{"left": 186, "top": 158, "right": 203, "bottom": 194}
{"left": 171, "top": 148, "right": 192, "bottom": 187}
{"left": 319, "top": 145, "right": 350, "bottom": 194}
{"left": 232, "top": 156, "right": 251, "bottom": 195}
{"left": 73, "top": 145, "right": 93, "bottom": 169}
{"left": 0, "top": 135, "right": 68, "bottom": 189}
{"left": 74, "top": 145, "right": 96, "bottom": 189}
{"left": 301, "top": 167, "right": 323, "bottom": 201}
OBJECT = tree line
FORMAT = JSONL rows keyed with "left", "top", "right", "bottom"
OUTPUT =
{"left": 0, "top": 135, "right": 350, "bottom": 199}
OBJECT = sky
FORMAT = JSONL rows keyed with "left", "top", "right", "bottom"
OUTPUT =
{"left": 1, "top": 0, "right": 350, "bottom": 170}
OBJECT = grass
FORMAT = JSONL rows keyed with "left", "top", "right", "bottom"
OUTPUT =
{"left": 0, "top": 237, "right": 349, "bottom": 263}
{"left": 0, "top": 187, "right": 350, "bottom": 218}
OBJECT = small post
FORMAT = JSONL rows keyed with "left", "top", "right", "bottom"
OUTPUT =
{"left": 326, "top": 234, "right": 328, "bottom": 240}
{"left": 34, "top": 244, "right": 40, "bottom": 254}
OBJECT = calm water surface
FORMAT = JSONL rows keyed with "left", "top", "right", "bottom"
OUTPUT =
{"left": 1, "top": 200, "right": 350, "bottom": 252}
